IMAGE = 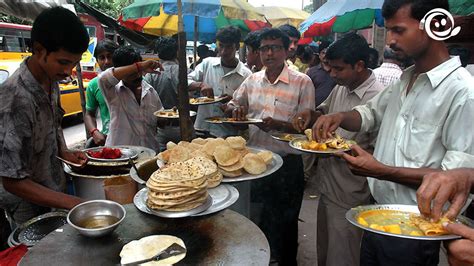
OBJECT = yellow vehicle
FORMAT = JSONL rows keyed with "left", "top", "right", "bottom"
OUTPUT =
{"left": 0, "top": 22, "right": 88, "bottom": 117}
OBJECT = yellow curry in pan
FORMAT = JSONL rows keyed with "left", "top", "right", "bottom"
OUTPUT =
{"left": 356, "top": 210, "right": 451, "bottom": 236}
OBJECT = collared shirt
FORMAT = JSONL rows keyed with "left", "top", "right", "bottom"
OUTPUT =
{"left": 99, "top": 69, "right": 163, "bottom": 152}
{"left": 0, "top": 58, "right": 65, "bottom": 192}
{"left": 86, "top": 77, "right": 110, "bottom": 134}
{"left": 354, "top": 57, "right": 474, "bottom": 205}
{"left": 316, "top": 72, "right": 384, "bottom": 208}
{"left": 230, "top": 65, "right": 315, "bottom": 156}
{"left": 373, "top": 62, "right": 403, "bottom": 87}
{"left": 306, "top": 64, "right": 337, "bottom": 107}
{"left": 188, "top": 57, "right": 251, "bottom": 137}
{"left": 144, "top": 59, "right": 180, "bottom": 109}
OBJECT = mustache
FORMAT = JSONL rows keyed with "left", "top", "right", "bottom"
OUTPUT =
{"left": 389, "top": 44, "right": 402, "bottom": 52}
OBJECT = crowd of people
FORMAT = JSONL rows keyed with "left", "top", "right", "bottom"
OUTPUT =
{"left": 0, "top": 0, "right": 474, "bottom": 265}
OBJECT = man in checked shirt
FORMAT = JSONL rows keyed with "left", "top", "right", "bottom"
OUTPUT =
{"left": 227, "top": 27, "right": 315, "bottom": 266}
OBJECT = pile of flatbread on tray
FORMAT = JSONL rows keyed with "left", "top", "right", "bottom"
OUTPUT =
{"left": 157, "top": 136, "right": 273, "bottom": 178}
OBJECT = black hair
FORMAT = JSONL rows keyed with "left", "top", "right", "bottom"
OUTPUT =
{"left": 197, "top": 44, "right": 210, "bottom": 57}
{"left": 448, "top": 45, "right": 471, "bottom": 67}
{"left": 31, "top": 7, "right": 89, "bottom": 54}
{"left": 259, "top": 28, "right": 290, "bottom": 50}
{"left": 112, "top": 45, "right": 142, "bottom": 67}
{"left": 155, "top": 37, "right": 177, "bottom": 61}
{"left": 94, "top": 39, "right": 119, "bottom": 58}
{"left": 216, "top": 26, "right": 241, "bottom": 45}
{"left": 278, "top": 24, "right": 301, "bottom": 39}
{"left": 367, "top": 47, "right": 380, "bottom": 69}
{"left": 244, "top": 30, "right": 261, "bottom": 51}
{"left": 318, "top": 40, "right": 332, "bottom": 53}
{"left": 383, "top": 47, "right": 399, "bottom": 61}
{"left": 382, "top": 0, "right": 449, "bottom": 21}
{"left": 325, "top": 33, "right": 370, "bottom": 68}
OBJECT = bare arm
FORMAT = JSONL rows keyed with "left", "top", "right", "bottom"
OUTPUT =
{"left": 2, "top": 177, "right": 83, "bottom": 210}
{"left": 83, "top": 110, "right": 98, "bottom": 134}
{"left": 313, "top": 110, "right": 362, "bottom": 140}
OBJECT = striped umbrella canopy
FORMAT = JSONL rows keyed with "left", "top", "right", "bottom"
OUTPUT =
{"left": 255, "top": 6, "right": 310, "bottom": 28}
{"left": 300, "top": 0, "right": 384, "bottom": 37}
{"left": 119, "top": 0, "right": 270, "bottom": 42}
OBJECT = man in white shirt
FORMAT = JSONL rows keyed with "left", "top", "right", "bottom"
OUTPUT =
{"left": 99, "top": 46, "right": 163, "bottom": 152}
{"left": 228, "top": 28, "right": 315, "bottom": 265}
{"left": 188, "top": 26, "right": 251, "bottom": 138}
{"left": 293, "top": 33, "right": 384, "bottom": 266}
{"left": 312, "top": 0, "right": 474, "bottom": 265}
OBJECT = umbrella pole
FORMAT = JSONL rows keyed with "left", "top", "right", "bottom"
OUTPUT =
{"left": 193, "top": 16, "right": 198, "bottom": 66}
{"left": 75, "top": 62, "right": 89, "bottom": 138}
{"left": 176, "top": 0, "right": 194, "bottom": 141}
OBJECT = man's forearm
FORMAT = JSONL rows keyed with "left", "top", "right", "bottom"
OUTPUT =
{"left": 83, "top": 111, "right": 98, "bottom": 133}
{"left": 57, "top": 127, "right": 69, "bottom": 155}
{"left": 340, "top": 110, "right": 363, "bottom": 132}
{"left": 378, "top": 166, "right": 442, "bottom": 187}
{"left": 2, "top": 177, "right": 83, "bottom": 210}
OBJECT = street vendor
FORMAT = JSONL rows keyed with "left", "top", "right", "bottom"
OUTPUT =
{"left": 188, "top": 26, "right": 251, "bottom": 138}
{"left": 312, "top": 0, "right": 474, "bottom": 264}
{"left": 0, "top": 7, "right": 89, "bottom": 226}
{"left": 227, "top": 28, "right": 315, "bottom": 265}
{"left": 98, "top": 46, "right": 164, "bottom": 152}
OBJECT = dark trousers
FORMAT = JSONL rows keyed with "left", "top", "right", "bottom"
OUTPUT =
{"left": 251, "top": 154, "right": 305, "bottom": 266}
{"left": 360, "top": 231, "right": 440, "bottom": 266}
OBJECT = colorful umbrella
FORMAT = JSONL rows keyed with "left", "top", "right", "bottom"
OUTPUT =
{"left": 300, "top": 0, "right": 384, "bottom": 37}
{"left": 119, "top": 0, "right": 269, "bottom": 42}
{"left": 255, "top": 6, "right": 310, "bottom": 28}
{"left": 449, "top": 0, "right": 474, "bottom": 16}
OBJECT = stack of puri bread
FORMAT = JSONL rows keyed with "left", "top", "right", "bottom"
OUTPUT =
{"left": 157, "top": 136, "right": 274, "bottom": 178}
{"left": 146, "top": 158, "right": 211, "bottom": 212}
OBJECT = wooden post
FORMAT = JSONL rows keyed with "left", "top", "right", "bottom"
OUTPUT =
{"left": 176, "top": 0, "right": 194, "bottom": 141}
{"left": 75, "top": 62, "right": 89, "bottom": 137}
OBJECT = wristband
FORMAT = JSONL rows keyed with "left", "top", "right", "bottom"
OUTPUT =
{"left": 90, "top": 128, "right": 99, "bottom": 136}
{"left": 134, "top": 62, "right": 141, "bottom": 74}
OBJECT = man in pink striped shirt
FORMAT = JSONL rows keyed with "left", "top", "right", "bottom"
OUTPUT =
{"left": 227, "top": 28, "right": 315, "bottom": 265}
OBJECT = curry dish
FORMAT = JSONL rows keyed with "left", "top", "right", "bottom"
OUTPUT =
{"left": 356, "top": 209, "right": 451, "bottom": 236}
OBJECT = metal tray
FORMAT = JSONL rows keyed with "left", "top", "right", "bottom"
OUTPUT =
{"left": 204, "top": 117, "right": 263, "bottom": 124}
{"left": 8, "top": 212, "right": 68, "bottom": 247}
{"left": 192, "top": 184, "right": 239, "bottom": 216}
{"left": 153, "top": 109, "right": 197, "bottom": 119}
{"left": 84, "top": 147, "right": 139, "bottom": 162}
{"left": 269, "top": 131, "right": 305, "bottom": 142}
{"left": 345, "top": 204, "right": 474, "bottom": 241}
{"left": 189, "top": 96, "right": 227, "bottom": 105}
{"left": 134, "top": 188, "right": 212, "bottom": 218}
{"left": 289, "top": 137, "right": 354, "bottom": 154}
{"left": 221, "top": 147, "right": 283, "bottom": 183}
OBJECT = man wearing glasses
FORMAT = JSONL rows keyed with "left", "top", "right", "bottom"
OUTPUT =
{"left": 227, "top": 28, "right": 315, "bottom": 265}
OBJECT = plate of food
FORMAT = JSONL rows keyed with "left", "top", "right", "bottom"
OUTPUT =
{"left": 204, "top": 117, "right": 263, "bottom": 124}
{"left": 269, "top": 131, "right": 305, "bottom": 142}
{"left": 84, "top": 147, "right": 139, "bottom": 162}
{"left": 189, "top": 96, "right": 227, "bottom": 105}
{"left": 154, "top": 109, "right": 197, "bottom": 119}
{"left": 289, "top": 129, "right": 355, "bottom": 154}
{"left": 346, "top": 204, "right": 474, "bottom": 240}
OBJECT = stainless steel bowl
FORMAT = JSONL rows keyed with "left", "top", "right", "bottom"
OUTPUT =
{"left": 67, "top": 200, "right": 126, "bottom": 238}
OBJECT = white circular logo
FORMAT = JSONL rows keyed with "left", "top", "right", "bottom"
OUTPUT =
{"left": 420, "top": 8, "right": 461, "bottom": 41}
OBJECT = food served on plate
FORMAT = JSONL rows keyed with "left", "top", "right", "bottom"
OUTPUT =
{"left": 120, "top": 235, "right": 186, "bottom": 265}
{"left": 356, "top": 209, "right": 452, "bottom": 236}
{"left": 189, "top": 96, "right": 225, "bottom": 104}
{"left": 86, "top": 147, "right": 122, "bottom": 159}
{"left": 298, "top": 129, "right": 351, "bottom": 151}
{"left": 156, "top": 108, "right": 179, "bottom": 117}
{"left": 157, "top": 136, "right": 274, "bottom": 178}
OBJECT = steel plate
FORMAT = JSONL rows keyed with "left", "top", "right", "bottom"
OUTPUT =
{"left": 84, "top": 147, "right": 139, "bottom": 163}
{"left": 8, "top": 212, "right": 68, "bottom": 247}
{"left": 289, "top": 137, "right": 354, "bottom": 154}
{"left": 192, "top": 185, "right": 239, "bottom": 216}
{"left": 189, "top": 96, "right": 227, "bottom": 105}
{"left": 345, "top": 204, "right": 474, "bottom": 241}
{"left": 221, "top": 147, "right": 283, "bottom": 183}
{"left": 269, "top": 131, "right": 305, "bottom": 142}
{"left": 134, "top": 188, "right": 212, "bottom": 218}
{"left": 153, "top": 109, "right": 197, "bottom": 119}
{"left": 204, "top": 117, "right": 263, "bottom": 124}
